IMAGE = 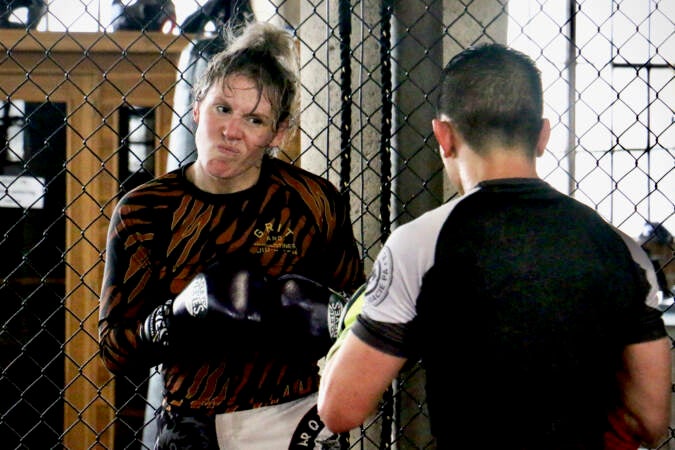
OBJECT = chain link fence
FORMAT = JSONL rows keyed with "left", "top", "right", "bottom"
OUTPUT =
{"left": 0, "top": 0, "right": 672, "bottom": 449}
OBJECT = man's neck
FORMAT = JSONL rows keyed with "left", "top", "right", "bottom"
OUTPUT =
{"left": 459, "top": 149, "right": 539, "bottom": 192}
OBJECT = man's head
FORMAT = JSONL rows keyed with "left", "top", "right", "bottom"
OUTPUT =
{"left": 436, "top": 42, "right": 543, "bottom": 157}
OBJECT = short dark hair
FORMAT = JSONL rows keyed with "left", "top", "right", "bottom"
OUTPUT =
{"left": 437, "top": 42, "right": 543, "bottom": 155}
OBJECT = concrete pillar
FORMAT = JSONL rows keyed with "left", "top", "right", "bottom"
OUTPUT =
{"left": 388, "top": 0, "right": 445, "bottom": 225}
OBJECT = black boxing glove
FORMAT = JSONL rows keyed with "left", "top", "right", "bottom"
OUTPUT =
{"left": 274, "top": 274, "right": 348, "bottom": 358}
{"left": 139, "top": 263, "right": 271, "bottom": 356}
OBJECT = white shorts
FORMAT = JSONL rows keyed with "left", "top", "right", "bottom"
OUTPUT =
{"left": 214, "top": 392, "right": 345, "bottom": 449}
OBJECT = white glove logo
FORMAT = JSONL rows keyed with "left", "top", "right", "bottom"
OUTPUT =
{"left": 184, "top": 273, "right": 209, "bottom": 317}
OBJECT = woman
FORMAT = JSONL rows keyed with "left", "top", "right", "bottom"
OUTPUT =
{"left": 98, "top": 21, "right": 365, "bottom": 449}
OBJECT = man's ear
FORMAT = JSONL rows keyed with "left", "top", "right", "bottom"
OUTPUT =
{"left": 432, "top": 118, "right": 455, "bottom": 158}
{"left": 535, "top": 118, "right": 551, "bottom": 157}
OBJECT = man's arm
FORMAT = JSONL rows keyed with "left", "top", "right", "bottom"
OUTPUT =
{"left": 617, "top": 337, "right": 671, "bottom": 448}
{"left": 318, "top": 331, "right": 407, "bottom": 433}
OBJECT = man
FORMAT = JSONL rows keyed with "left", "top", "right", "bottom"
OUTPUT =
{"left": 318, "top": 43, "right": 670, "bottom": 449}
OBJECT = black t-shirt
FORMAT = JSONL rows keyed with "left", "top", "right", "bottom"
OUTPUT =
{"left": 354, "top": 178, "right": 666, "bottom": 448}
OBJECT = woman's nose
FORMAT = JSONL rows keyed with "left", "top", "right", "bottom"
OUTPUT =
{"left": 222, "top": 117, "right": 244, "bottom": 140}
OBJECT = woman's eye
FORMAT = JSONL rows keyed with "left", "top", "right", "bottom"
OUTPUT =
{"left": 216, "top": 105, "right": 231, "bottom": 114}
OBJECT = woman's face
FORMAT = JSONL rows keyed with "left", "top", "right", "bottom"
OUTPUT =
{"left": 190, "top": 74, "right": 285, "bottom": 194}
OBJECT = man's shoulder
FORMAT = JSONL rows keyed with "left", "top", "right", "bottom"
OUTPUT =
{"left": 404, "top": 199, "right": 459, "bottom": 229}
{"left": 388, "top": 201, "right": 457, "bottom": 249}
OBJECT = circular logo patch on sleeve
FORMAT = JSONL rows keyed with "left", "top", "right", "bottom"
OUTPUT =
{"left": 364, "top": 246, "right": 393, "bottom": 306}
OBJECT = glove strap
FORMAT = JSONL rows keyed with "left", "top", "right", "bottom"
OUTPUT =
{"left": 141, "top": 299, "right": 173, "bottom": 348}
